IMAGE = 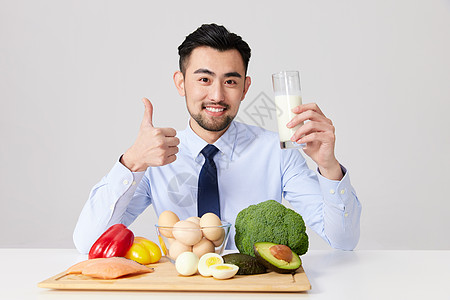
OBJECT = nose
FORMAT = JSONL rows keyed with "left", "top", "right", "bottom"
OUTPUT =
{"left": 209, "top": 82, "right": 225, "bottom": 102}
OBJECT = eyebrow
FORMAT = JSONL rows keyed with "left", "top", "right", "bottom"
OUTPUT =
{"left": 193, "top": 68, "right": 242, "bottom": 78}
{"left": 224, "top": 71, "right": 242, "bottom": 78}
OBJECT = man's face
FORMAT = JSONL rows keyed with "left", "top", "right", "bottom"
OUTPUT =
{"left": 174, "top": 46, "right": 251, "bottom": 135}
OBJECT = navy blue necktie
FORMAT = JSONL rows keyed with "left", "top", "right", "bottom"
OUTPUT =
{"left": 197, "top": 144, "right": 220, "bottom": 218}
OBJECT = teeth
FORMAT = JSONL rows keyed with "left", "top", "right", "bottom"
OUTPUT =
{"left": 206, "top": 107, "right": 224, "bottom": 113}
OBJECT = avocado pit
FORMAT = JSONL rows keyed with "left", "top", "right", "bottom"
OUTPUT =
{"left": 270, "top": 244, "right": 293, "bottom": 262}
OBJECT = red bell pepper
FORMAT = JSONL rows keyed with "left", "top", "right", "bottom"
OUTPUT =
{"left": 88, "top": 224, "right": 134, "bottom": 259}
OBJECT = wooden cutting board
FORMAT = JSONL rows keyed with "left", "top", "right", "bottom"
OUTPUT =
{"left": 38, "top": 257, "right": 311, "bottom": 292}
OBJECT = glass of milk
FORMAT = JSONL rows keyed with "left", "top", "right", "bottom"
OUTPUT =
{"left": 272, "top": 71, "right": 304, "bottom": 149}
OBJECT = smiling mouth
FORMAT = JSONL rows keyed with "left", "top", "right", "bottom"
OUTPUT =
{"left": 205, "top": 106, "right": 225, "bottom": 113}
{"left": 203, "top": 103, "right": 228, "bottom": 114}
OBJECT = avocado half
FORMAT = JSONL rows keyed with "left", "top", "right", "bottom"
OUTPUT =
{"left": 254, "top": 242, "right": 301, "bottom": 274}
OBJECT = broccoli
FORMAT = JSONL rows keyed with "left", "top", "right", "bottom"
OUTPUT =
{"left": 234, "top": 200, "right": 309, "bottom": 257}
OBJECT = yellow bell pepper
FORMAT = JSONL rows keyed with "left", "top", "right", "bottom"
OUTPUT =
{"left": 125, "top": 236, "right": 162, "bottom": 265}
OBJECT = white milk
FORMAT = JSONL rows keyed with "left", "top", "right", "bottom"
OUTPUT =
{"left": 275, "top": 94, "right": 303, "bottom": 142}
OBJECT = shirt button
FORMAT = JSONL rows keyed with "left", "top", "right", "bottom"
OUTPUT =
{"left": 330, "top": 189, "right": 335, "bottom": 194}
{"left": 340, "top": 189, "right": 346, "bottom": 195}
{"left": 123, "top": 179, "right": 129, "bottom": 185}
{"left": 132, "top": 181, "right": 136, "bottom": 186}
{"left": 110, "top": 204, "right": 114, "bottom": 210}
{"left": 344, "top": 213, "right": 349, "bottom": 217}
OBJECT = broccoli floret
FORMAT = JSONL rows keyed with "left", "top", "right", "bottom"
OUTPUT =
{"left": 234, "top": 200, "right": 309, "bottom": 257}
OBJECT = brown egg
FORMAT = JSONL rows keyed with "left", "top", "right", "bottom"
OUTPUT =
{"left": 185, "top": 216, "right": 201, "bottom": 225}
{"left": 169, "top": 240, "right": 192, "bottom": 260}
{"left": 173, "top": 220, "right": 203, "bottom": 246}
{"left": 200, "top": 213, "right": 223, "bottom": 241}
{"left": 211, "top": 229, "right": 225, "bottom": 246}
{"left": 158, "top": 210, "right": 180, "bottom": 238}
{"left": 192, "top": 238, "right": 215, "bottom": 258}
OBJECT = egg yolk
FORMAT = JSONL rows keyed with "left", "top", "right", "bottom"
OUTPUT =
{"left": 215, "top": 265, "right": 233, "bottom": 270}
{"left": 206, "top": 257, "right": 223, "bottom": 267}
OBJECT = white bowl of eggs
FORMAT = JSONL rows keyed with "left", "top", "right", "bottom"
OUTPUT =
{"left": 155, "top": 211, "right": 231, "bottom": 263}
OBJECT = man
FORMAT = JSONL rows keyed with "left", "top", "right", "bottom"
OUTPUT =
{"left": 73, "top": 24, "right": 361, "bottom": 253}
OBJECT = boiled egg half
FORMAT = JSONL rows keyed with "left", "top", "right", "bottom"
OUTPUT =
{"left": 210, "top": 263, "right": 239, "bottom": 280}
{"left": 198, "top": 253, "right": 223, "bottom": 277}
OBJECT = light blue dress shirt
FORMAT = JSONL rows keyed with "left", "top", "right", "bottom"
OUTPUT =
{"left": 73, "top": 121, "right": 361, "bottom": 254}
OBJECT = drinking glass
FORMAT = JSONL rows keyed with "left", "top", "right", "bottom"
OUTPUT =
{"left": 272, "top": 70, "right": 303, "bottom": 149}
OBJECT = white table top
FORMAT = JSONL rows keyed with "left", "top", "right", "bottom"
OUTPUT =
{"left": 1, "top": 249, "right": 448, "bottom": 300}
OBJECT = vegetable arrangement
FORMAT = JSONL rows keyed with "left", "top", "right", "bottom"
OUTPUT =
{"left": 172, "top": 200, "right": 309, "bottom": 278}
{"left": 65, "top": 224, "right": 161, "bottom": 280}
{"left": 234, "top": 200, "right": 309, "bottom": 257}
{"left": 88, "top": 224, "right": 162, "bottom": 264}
{"left": 79, "top": 199, "right": 308, "bottom": 280}
{"left": 233, "top": 200, "right": 309, "bottom": 274}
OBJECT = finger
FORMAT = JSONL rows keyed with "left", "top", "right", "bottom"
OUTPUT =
{"left": 141, "top": 98, "right": 154, "bottom": 127}
{"left": 287, "top": 110, "right": 332, "bottom": 128}
{"left": 166, "top": 146, "right": 179, "bottom": 156}
{"left": 291, "top": 121, "right": 335, "bottom": 142}
{"left": 292, "top": 103, "right": 325, "bottom": 117}
{"left": 294, "top": 131, "right": 335, "bottom": 145}
{"left": 164, "top": 154, "right": 177, "bottom": 165}
{"left": 165, "top": 136, "right": 180, "bottom": 147}
{"left": 159, "top": 127, "right": 177, "bottom": 137}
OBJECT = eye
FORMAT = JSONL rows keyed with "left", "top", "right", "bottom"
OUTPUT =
{"left": 225, "top": 79, "right": 237, "bottom": 85}
{"left": 200, "top": 77, "right": 210, "bottom": 83}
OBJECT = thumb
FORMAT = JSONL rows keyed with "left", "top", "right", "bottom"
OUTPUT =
{"left": 141, "top": 97, "right": 154, "bottom": 127}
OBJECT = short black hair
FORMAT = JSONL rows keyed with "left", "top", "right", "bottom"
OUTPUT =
{"left": 178, "top": 23, "right": 251, "bottom": 75}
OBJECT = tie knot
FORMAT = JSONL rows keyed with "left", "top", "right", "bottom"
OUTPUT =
{"left": 201, "top": 144, "right": 219, "bottom": 159}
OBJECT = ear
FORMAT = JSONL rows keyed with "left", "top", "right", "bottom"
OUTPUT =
{"left": 173, "top": 71, "right": 185, "bottom": 97}
{"left": 240, "top": 76, "right": 252, "bottom": 101}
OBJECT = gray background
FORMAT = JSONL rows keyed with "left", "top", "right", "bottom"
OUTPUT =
{"left": 1, "top": 0, "right": 449, "bottom": 250}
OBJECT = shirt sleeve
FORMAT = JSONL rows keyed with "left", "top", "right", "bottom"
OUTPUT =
{"left": 315, "top": 165, "right": 361, "bottom": 250}
{"left": 72, "top": 157, "right": 151, "bottom": 254}
{"left": 281, "top": 150, "right": 361, "bottom": 250}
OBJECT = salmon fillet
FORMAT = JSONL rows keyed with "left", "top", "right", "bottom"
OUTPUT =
{"left": 66, "top": 258, "right": 103, "bottom": 274}
{"left": 66, "top": 257, "right": 153, "bottom": 279}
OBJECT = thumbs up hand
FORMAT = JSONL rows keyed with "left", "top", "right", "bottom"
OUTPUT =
{"left": 121, "top": 98, "right": 180, "bottom": 172}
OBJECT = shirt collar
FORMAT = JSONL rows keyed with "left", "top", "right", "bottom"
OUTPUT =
{"left": 183, "top": 120, "right": 238, "bottom": 163}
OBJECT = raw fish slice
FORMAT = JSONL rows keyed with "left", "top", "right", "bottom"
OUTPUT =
{"left": 66, "top": 257, "right": 153, "bottom": 279}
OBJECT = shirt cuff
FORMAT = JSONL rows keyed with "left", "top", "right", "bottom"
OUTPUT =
{"left": 317, "top": 165, "right": 354, "bottom": 211}
{"left": 105, "top": 156, "right": 146, "bottom": 222}
{"left": 106, "top": 157, "right": 145, "bottom": 203}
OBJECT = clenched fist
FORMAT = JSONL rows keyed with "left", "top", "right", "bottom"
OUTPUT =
{"left": 121, "top": 98, "right": 180, "bottom": 172}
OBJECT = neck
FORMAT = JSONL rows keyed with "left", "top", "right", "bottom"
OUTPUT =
{"left": 189, "top": 118, "right": 231, "bottom": 144}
